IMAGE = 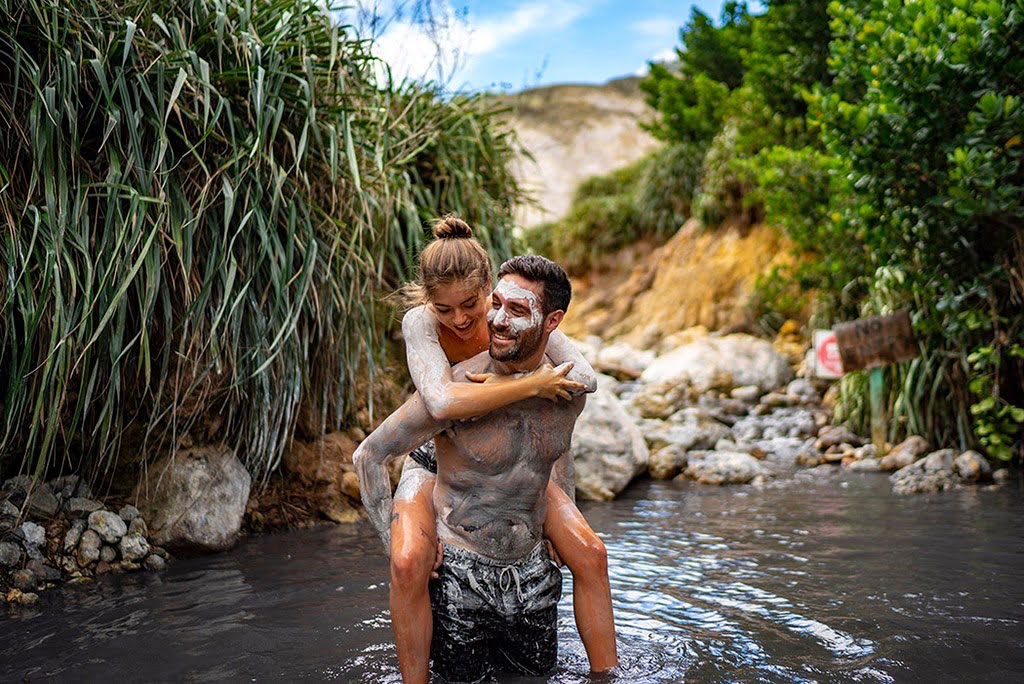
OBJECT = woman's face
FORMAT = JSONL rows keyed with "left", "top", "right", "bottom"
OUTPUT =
{"left": 430, "top": 281, "right": 489, "bottom": 340}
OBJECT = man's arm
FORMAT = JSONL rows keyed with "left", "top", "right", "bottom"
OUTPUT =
{"left": 549, "top": 394, "right": 586, "bottom": 502}
{"left": 352, "top": 393, "right": 446, "bottom": 552}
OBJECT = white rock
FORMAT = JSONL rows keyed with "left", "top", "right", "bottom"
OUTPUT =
{"left": 594, "top": 342, "right": 656, "bottom": 378}
{"left": 683, "top": 452, "right": 768, "bottom": 485}
{"left": 571, "top": 374, "right": 649, "bottom": 501}
{"left": 20, "top": 521, "right": 46, "bottom": 547}
{"left": 953, "top": 451, "right": 992, "bottom": 483}
{"left": 649, "top": 444, "right": 689, "bottom": 480}
{"left": 641, "top": 334, "right": 793, "bottom": 393}
{"left": 119, "top": 533, "right": 151, "bottom": 562}
{"left": 134, "top": 444, "right": 251, "bottom": 551}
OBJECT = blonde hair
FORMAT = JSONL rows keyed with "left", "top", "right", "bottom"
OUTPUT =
{"left": 401, "top": 215, "right": 492, "bottom": 308}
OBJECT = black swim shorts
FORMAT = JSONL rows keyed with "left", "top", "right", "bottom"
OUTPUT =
{"left": 409, "top": 440, "right": 438, "bottom": 474}
{"left": 429, "top": 542, "right": 562, "bottom": 684}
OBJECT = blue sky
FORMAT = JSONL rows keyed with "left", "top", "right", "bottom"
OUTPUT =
{"left": 348, "top": 1, "right": 728, "bottom": 93}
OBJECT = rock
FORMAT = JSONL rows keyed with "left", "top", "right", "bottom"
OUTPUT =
{"left": 135, "top": 444, "right": 251, "bottom": 551}
{"left": 119, "top": 533, "right": 151, "bottom": 562}
{"left": 641, "top": 334, "right": 793, "bottom": 394}
{"left": 63, "top": 519, "right": 87, "bottom": 553}
{"left": 713, "top": 438, "right": 760, "bottom": 456}
{"left": 6, "top": 589, "right": 39, "bottom": 606}
{"left": 340, "top": 471, "right": 361, "bottom": 500}
{"left": 19, "top": 521, "right": 46, "bottom": 547}
{"left": 100, "top": 545, "right": 118, "bottom": 563}
{"left": 649, "top": 444, "right": 689, "bottom": 480}
{"left": 2, "top": 499, "right": 20, "bottom": 518}
{"left": 993, "top": 468, "right": 1011, "bottom": 483}
{"left": 796, "top": 445, "right": 825, "bottom": 467}
{"left": 321, "top": 495, "right": 361, "bottom": 524}
{"left": 118, "top": 505, "right": 141, "bottom": 522}
{"left": 847, "top": 458, "right": 883, "bottom": 472}
{"left": 683, "top": 451, "right": 768, "bottom": 485}
{"left": 761, "top": 392, "right": 798, "bottom": 408}
{"left": 572, "top": 374, "right": 649, "bottom": 501}
{"left": 730, "top": 385, "right": 762, "bottom": 403}
{"left": 77, "top": 529, "right": 102, "bottom": 566}
{"left": 0, "top": 541, "right": 22, "bottom": 567}
{"left": 144, "top": 554, "right": 167, "bottom": 571}
{"left": 953, "top": 451, "right": 992, "bottom": 483}
{"left": 26, "top": 559, "right": 61, "bottom": 583}
{"left": 26, "top": 483, "right": 59, "bottom": 518}
{"left": 128, "top": 516, "right": 148, "bottom": 537}
{"left": 786, "top": 378, "right": 820, "bottom": 402}
{"left": 754, "top": 437, "right": 816, "bottom": 467}
{"left": 594, "top": 341, "right": 656, "bottom": 379}
{"left": 842, "top": 444, "right": 878, "bottom": 467}
{"left": 879, "top": 436, "right": 930, "bottom": 471}
{"left": 630, "top": 381, "right": 692, "bottom": 420}
{"left": 88, "top": 510, "right": 127, "bottom": 544}
{"left": 95, "top": 561, "right": 113, "bottom": 575}
{"left": 51, "top": 474, "right": 81, "bottom": 499}
{"left": 890, "top": 449, "right": 959, "bottom": 495}
{"left": 11, "top": 568, "right": 37, "bottom": 591}
{"left": 65, "top": 497, "right": 104, "bottom": 515}
{"left": 815, "top": 425, "right": 864, "bottom": 450}
{"left": 2, "top": 475, "right": 32, "bottom": 495}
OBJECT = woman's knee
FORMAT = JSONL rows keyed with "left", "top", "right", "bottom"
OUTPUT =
{"left": 571, "top": 534, "right": 608, "bottom": 578}
{"left": 390, "top": 533, "right": 435, "bottom": 586}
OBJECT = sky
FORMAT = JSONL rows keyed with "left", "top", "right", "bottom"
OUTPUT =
{"left": 340, "top": 1, "right": 728, "bottom": 93}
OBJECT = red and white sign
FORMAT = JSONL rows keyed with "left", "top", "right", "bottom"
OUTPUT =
{"left": 813, "top": 330, "right": 844, "bottom": 379}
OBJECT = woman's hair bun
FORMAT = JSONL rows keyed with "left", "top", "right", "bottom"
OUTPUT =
{"left": 432, "top": 214, "right": 474, "bottom": 239}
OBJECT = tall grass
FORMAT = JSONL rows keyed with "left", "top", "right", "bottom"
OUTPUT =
{"left": 0, "top": 0, "right": 523, "bottom": 486}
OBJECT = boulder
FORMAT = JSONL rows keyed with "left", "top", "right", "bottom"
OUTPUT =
{"left": 88, "top": 511, "right": 127, "bottom": 544}
{"left": 753, "top": 437, "right": 815, "bottom": 467}
{"left": 594, "top": 341, "right": 656, "bottom": 379}
{"left": 683, "top": 451, "right": 768, "bottom": 485}
{"left": 649, "top": 444, "right": 689, "bottom": 480}
{"left": 879, "top": 436, "right": 930, "bottom": 471}
{"left": 890, "top": 449, "right": 959, "bottom": 494}
{"left": 572, "top": 374, "right": 649, "bottom": 501}
{"left": 630, "top": 381, "right": 692, "bottom": 420}
{"left": 953, "top": 451, "right": 992, "bottom": 483}
{"left": 134, "top": 444, "right": 251, "bottom": 552}
{"left": 642, "top": 410, "right": 730, "bottom": 453}
{"left": 640, "top": 334, "right": 793, "bottom": 394}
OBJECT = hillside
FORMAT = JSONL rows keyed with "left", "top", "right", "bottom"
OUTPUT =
{"left": 500, "top": 77, "right": 661, "bottom": 227}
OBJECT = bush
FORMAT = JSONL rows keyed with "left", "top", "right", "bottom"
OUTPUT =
{"left": 0, "top": 0, "right": 524, "bottom": 483}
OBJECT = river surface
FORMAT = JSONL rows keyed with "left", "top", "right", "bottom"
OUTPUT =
{"left": 2, "top": 470, "right": 1023, "bottom": 682}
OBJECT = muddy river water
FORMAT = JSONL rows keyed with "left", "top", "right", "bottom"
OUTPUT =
{"left": 2, "top": 471, "right": 1022, "bottom": 682}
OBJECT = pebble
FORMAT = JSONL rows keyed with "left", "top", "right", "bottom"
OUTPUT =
{"left": 144, "top": 554, "right": 167, "bottom": 571}
{"left": 77, "top": 529, "right": 102, "bottom": 566}
{"left": 128, "top": 516, "right": 148, "bottom": 537}
{"left": 100, "top": 545, "right": 118, "bottom": 563}
{"left": 730, "top": 385, "right": 762, "bottom": 403}
{"left": 11, "top": 568, "right": 37, "bottom": 592}
{"left": 64, "top": 519, "right": 88, "bottom": 553}
{"left": 20, "top": 521, "right": 46, "bottom": 547}
{"left": 0, "top": 541, "right": 23, "bottom": 568}
{"left": 118, "top": 505, "right": 140, "bottom": 523}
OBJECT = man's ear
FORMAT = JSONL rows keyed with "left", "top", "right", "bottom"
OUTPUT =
{"left": 544, "top": 310, "right": 565, "bottom": 333}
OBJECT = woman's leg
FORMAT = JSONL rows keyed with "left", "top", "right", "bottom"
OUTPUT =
{"left": 543, "top": 482, "right": 618, "bottom": 672}
{"left": 390, "top": 459, "right": 438, "bottom": 684}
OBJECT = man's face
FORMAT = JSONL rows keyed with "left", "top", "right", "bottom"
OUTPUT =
{"left": 487, "top": 275, "right": 547, "bottom": 362}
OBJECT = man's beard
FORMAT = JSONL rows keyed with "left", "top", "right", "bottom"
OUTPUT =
{"left": 489, "top": 321, "right": 543, "bottom": 362}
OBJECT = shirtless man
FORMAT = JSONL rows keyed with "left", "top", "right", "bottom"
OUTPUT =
{"left": 354, "top": 256, "right": 587, "bottom": 682}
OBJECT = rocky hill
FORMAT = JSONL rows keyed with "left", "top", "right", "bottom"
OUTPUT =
{"left": 500, "top": 77, "right": 661, "bottom": 227}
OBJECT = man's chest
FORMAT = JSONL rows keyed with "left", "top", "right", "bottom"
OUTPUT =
{"left": 444, "top": 399, "right": 577, "bottom": 467}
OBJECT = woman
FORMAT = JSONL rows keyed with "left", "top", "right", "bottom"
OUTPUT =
{"left": 387, "top": 215, "right": 618, "bottom": 683}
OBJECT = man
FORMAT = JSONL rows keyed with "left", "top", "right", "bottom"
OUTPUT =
{"left": 354, "top": 255, "right": 585, "bottom": 683}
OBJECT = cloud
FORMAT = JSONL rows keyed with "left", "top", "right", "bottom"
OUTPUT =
{"left": 630, "top": 16, "right": 680, "bottom": 44}
{"left": 634, "top": 47, "right": 678, "bottom": 77}
{"left": 342, "top": 1, "right": 592, "bottom": 85}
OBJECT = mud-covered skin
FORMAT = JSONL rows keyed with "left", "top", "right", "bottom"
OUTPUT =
{"left": 354, "top": 350, "right": 584, "bottom": 560}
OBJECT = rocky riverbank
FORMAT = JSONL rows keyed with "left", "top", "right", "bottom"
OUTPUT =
{"left": 568, "top": 329, "right": 1012, "bottom": 499}
{"left": 0, "top": 475, "right": 169, "bottom": 606}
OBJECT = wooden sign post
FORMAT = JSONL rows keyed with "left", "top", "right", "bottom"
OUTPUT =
{"left": 833, "top": 310, "right": 918, "bottom": 451}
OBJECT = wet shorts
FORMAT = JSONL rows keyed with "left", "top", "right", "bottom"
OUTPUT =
{"left": 409, "top": 440, "right": 438, "bottom": 474}
{"left": 429, "top": 542, "right": 563, "bottom": 683}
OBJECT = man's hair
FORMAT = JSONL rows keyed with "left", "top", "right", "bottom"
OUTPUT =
{"left": 497, "top": 255, "right": 571, "bottom": 314}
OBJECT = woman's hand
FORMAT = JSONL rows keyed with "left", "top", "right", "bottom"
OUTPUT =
{"left": 468, "top": 362, "right": 583, "bottom": 401}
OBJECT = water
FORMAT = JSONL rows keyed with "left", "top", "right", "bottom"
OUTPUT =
{"left": 3, "top": 471, "right": 1023, "bottom": 682}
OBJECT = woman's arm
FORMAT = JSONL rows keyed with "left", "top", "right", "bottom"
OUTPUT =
{"left": 402, "top": 306, "right": 584, "bottom": 421}
{"left": 545, "top": 329, "right": 599, "bottom": 394}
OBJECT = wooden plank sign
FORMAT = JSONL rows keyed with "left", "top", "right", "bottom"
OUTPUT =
{"left": 833, "top": 310, "right": 917, "bottom": 372}
{"left": 812, "top": 329, "right": 844, "bottom": 379}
